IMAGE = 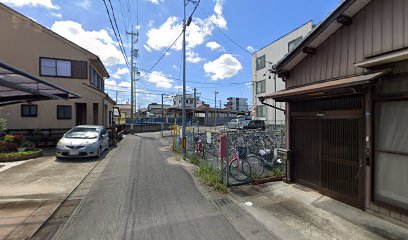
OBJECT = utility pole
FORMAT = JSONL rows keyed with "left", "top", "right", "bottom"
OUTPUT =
{"left": 214, "top": 91, "right": 218, "bottom": 130}
{"left": 161, "top": 93, "right": 164, "bottom": 138}
{"left": 193, "top": 88, "right": 197, "bottom": 125}
{"left": 181, "top": 0, "right": 187, "bottom": 160}
{"left": 127, "top": 26, "right": 138, "bottom": 131}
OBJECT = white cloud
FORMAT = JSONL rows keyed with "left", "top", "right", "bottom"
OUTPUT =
{"left": 203, "top": 54, "right": 242, "bottom": 80}
{"left": 50, "top": 12, "right": 62, "bottom": 18}
{"left": 146, "top": 16, "right": 183, "bottom": 51}
{"left": 142, "top": 71, "right": 174, "bottom": 89}
{"left": 118, "top": 81, "right": 131, "bottom": 88}
{"left": 148, "top": 20, "right": 155, "bottom": 27}
{"left": 143, "top": 44, "right": 152, "bottom": 52}
{"left": 78, "top": 0, "right": 91, "bottom": 9}
{"left": 246, "top": 46, "right": 256, "bottom": 53}
{"left": 172, "top": 65, "right": 177, "bottom": 69}
{"left": 105, "top": 79, "right": 117, "bottom": 88}
{"left": 186, "top": 51, "right": 204, "bottom": 63}
{"left": 147, "top": 0, "right": 163, "bottom": 5}
{"left": 1, "top": 0, "right": 59, "bottom": 9}
{"left": 174, "top": 85, "right": 191, "bottom": 90}
{"left": 112, "top": 67, "right": 130, "bottom": 79}
{"left": 145, "top": 0, "right": 226, "bottom": 52}
{"left": 206, "top": 41, "right": 221, "bottom": 50}
{"left": 51, "top": 20, "right": 125, "bottom": 66}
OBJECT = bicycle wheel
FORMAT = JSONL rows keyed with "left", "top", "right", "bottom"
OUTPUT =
{"left": 229, "top": 159, "right": 252, "bottom": 182}
{"left": 246, "top": 154, "right": 265, "bottom": 178}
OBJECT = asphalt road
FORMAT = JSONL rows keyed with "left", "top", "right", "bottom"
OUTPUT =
{"left": 56, "top": 133, "right": 245, "bottom": 240}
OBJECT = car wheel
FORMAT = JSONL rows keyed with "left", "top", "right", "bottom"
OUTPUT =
{"left": 97, "top": 146, "right": 102, "bottom": 158}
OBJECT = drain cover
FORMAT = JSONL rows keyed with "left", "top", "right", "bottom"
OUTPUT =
{"left": 213, "top": 197, "right": 233, "bottom": 207}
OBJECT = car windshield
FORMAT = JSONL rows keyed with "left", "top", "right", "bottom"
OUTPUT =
{"left": 65, "top": 127, "right": 99, "bottom": 139}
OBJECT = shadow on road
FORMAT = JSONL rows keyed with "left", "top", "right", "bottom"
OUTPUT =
{"left": 54, "top": 149, "right": 110, "bottom": 164}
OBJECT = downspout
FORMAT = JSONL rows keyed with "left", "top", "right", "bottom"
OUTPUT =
{"left": 258, "top": 96, "right": 286, "bottom": 115}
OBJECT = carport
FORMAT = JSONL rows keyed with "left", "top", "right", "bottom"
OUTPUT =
{"left": 0, "top": 60, "right": 79, "bottom": 105}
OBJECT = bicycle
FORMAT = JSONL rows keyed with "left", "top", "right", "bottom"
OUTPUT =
{"left": 245, "top": 148, "right": 284, "bottom": 178}
{"left": 227, "top": 147, "right": 252, "bottom": 182}
{"left": 194, "top": 136, "right": 205, "bottom": 158}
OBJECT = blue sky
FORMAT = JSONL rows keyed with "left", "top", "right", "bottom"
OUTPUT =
{"left": 1, "top": 0, "right": 340, "bottom": 108}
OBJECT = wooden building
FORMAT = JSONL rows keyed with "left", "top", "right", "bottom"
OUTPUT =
{"left": 262, "top": 0, "right": 408, "bottom": 223}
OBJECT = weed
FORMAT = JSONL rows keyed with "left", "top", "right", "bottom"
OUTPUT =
{"left": 194, "top": 161, "right": 228, "bottom": 193}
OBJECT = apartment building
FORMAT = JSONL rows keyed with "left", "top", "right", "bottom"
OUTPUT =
{"left": 252, "top": 21, "right": 313, "bottom": 126}
{"left": 0, "top": 3, "right": 115, "bottom": 130}
{"left": 224, "top": 97, "right": 248, "bottom": 112}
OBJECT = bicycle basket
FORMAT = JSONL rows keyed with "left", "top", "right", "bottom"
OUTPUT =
{"left": 237, "top": 147, "right": 247, "bottom": 159}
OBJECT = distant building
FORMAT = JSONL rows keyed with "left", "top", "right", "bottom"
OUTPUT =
{"left": 252, "top": 21, "right": 313, "bottom": 126}
{"left": 172, "top": 94, "right": 204, "bottom": 108}
{"left": 224, "top": 97, "right": 248, "bottom": 112}
{"left": 147, "top": 103, "right": 171, "bottom": 117}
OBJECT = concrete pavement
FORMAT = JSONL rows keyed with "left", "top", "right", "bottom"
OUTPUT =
{"left": 0, "top": 152, "right": 101, "bottom": 239}
{"left": 229, "top": 182, "right": 408, "bottom": 240}
{"left": 54, "top": 133, "right": 276, "bottom": 240}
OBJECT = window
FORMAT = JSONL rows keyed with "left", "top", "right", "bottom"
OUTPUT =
{"left": 40, "top": 58, "right": 72, "bottom": 77}
{"left": 288, "top": 36, "right": 303, "bottom": 52}
{"left": 374, "top": 100, "right": 408, "bottom": 210}
{"left": 91, "top": 69, "right": 104, "bottom": 91}
{"left": 256, "top": 105, "right": 267, "bottom": 117}
{"left": 21, "top": 104, "right": 37, "bottom": 117}
{"left": 256, "top": 80, "right": 266, "bottom": 94}
{"left": 256, "top": 55, "right": 265, "bottom": 70}
{"left": 57, "top": 105, "right": 72, "bottom": 119}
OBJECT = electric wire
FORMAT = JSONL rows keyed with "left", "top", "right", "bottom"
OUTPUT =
{"left": 199, "top": 6, "right": 253, "bottom": 56}
{"left": 102, "top": 0, "right": 130, "bottom": 68}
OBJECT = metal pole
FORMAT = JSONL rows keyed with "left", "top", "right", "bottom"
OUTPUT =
{"left": 129, "top": 26, "right": 134, "bottom": 131}
{"left": 161, "top": 93, "right": 164, "bottom": 138}
{"left": 182, "top": 0, "right": 187, "bottom": 160}
{"left": 273, "top": 73, "right": 277, "bottom": 148}
{"left": 214, "top": 91, "right": 218, "bottom": 130}
{"left": 193, "top": 88, "right": 197, "bottom": 126}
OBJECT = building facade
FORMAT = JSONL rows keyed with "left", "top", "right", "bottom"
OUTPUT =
{"left": 224, "top": 97, "right": 248, "bottom": 112}
{"left": 252, "top": 22, "right": 313, "bottom": 126}
{"left": 147, "top": 103, "right": 171, "bottom": 117}
{"left": 266, "top": 0, "right": 408, "bottom": 224}
{"left": 172, "top": 94, "right": 204, "bottom": 108}
{"left": 0, "top": 4, "right": 114, "bottom": 130}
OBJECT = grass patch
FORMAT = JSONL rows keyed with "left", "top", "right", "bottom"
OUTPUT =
{"left": 194, "top": 161, "right": 228, "bottom": 194}
{"left": 175, "top": 155, "right": 181, "bottom": 161}
{"left": 188, "top": 154, "right": 200, "bottom": 165}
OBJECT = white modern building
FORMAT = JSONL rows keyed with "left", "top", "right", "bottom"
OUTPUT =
{"left": 172, "top": 94, "right": 204, "bottom": 108}
{"left": 252, "top": 21, "right": 313, "bottom": 126}
{"left": 224, "top": 97, "right": 248, "bottom": 112}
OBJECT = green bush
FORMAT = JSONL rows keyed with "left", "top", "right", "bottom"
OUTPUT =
{"left": 4, "top": 134, "right": 15, "bottom": 143}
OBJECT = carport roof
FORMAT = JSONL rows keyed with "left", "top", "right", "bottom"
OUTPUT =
{"left": 0, "top": 61, "right": 80, "bottom": 106}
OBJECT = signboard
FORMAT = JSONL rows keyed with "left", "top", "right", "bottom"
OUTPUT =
{"left": 206, "top": 132, "right": 212, "bottom": 144}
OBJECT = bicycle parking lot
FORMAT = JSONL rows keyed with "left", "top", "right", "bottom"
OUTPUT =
{"left": 173, "top": 125, "right": 287, "bottom": 186}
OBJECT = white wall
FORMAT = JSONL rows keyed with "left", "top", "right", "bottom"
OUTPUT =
{"left": 252, "top": 21, "right": 313, "bottom": 125}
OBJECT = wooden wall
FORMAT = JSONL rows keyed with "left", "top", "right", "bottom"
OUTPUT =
{"left": 287, "top": 0, "right": 408, "bottom": 88}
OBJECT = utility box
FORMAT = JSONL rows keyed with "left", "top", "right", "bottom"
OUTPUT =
{"left": 218, "top": 135, "right": 227, "bottom": 159}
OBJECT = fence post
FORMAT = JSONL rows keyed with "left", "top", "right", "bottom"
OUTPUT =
{"left": 192, "top": 127, "right": 195, "bottom": 156}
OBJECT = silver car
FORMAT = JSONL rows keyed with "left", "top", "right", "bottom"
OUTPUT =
{"left": 56, "top": 125, "right": 109, "bottom": 159}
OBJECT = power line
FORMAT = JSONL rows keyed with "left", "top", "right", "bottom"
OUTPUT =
{"left": 102, "top": 0, "right": 130, "bottom": 68}
{"left": 199, "top": 6, "right": 253, "bottom": 56}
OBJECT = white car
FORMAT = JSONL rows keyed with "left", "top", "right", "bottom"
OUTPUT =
{"left": 56, "top": 125, "right": 109, "bottom": 158}
{"left": 227, "top": 119, "right": 246, "bottom": 129}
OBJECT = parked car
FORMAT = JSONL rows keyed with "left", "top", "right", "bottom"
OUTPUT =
{"left": 227, "top": 118, "right": 248, "bottom": 129}
{"left": 56, "top": 125, "right": 109, "bottom": 159}
{"left": 243, "top": 120, "right": 266, "bottom": 130}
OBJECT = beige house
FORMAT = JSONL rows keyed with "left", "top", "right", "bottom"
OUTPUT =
{"left": 0, "top": 3, "right": 115, "bottom": 130}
